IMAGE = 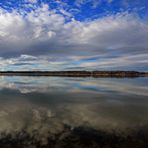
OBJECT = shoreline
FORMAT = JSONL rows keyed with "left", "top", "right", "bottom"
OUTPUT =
{"left": 0, "top": 71, "right": 148, "bottom": 77}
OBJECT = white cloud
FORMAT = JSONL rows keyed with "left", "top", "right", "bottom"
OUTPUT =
{"left": 0, "top": 5, "right": 148, "bottom": 70}
{"left": 27, "top": 0, "right": 37, "bottom": 3}
{"left": 59, "top": 9, "right": 72, "bottom": 17}
{"left": 75, "top": 0, "right": 114, "bottom": 8}
{"left": 75, "top": 0, "right": 101, "bottom": 8}
{"left": 108, "top": 0, "right": 113, "bottom": 3}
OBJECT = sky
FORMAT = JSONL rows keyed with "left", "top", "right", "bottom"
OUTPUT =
{"left": 0, "top": 0, "right": 148, "bottom": 71}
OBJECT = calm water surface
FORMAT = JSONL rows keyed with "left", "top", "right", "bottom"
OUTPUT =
{"left": 0, "top": 76, "right": 148, "bottom": 146}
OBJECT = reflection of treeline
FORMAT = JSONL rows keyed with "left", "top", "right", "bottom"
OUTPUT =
{"left": 0, "top": 71, "right": 148, "bottom": 77}
{"left": 0, "top": 126, "right": 148, "bottom": 148}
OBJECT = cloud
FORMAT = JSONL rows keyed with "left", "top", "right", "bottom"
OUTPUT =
{"left": 27, "top": 0, "right": 37, "bottom": 3}
{"left": 108, "top": 0, "right": 113, "bottom": 3}
{"left": 75, "top": 0, "right": 101, "bottom": 8}
{"left": 0, "top": 4, "right": 148, "bottom": 70}
{"left": 75, "top": 0, "right": 115, "bottom": 8}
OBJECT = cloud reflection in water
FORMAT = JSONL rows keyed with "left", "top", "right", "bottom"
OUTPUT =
{"left": 0, "top": 76, "right": 148, "bottom": 144}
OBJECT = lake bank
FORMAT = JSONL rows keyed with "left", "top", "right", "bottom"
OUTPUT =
{"left": 0, "top": 71, "right": 148, "bottom": 77}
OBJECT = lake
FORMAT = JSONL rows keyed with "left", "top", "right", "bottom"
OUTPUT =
{"left": 0, "top": 76, "right": 148, "bottom": 147}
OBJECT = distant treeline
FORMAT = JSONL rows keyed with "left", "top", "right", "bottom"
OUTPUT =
{"left": 0, "top": 71, "right": 148, "bottom": 77}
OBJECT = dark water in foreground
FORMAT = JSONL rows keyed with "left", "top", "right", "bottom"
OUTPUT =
{"left": 0, "top": 76, "right": 148, "bottom": 148}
